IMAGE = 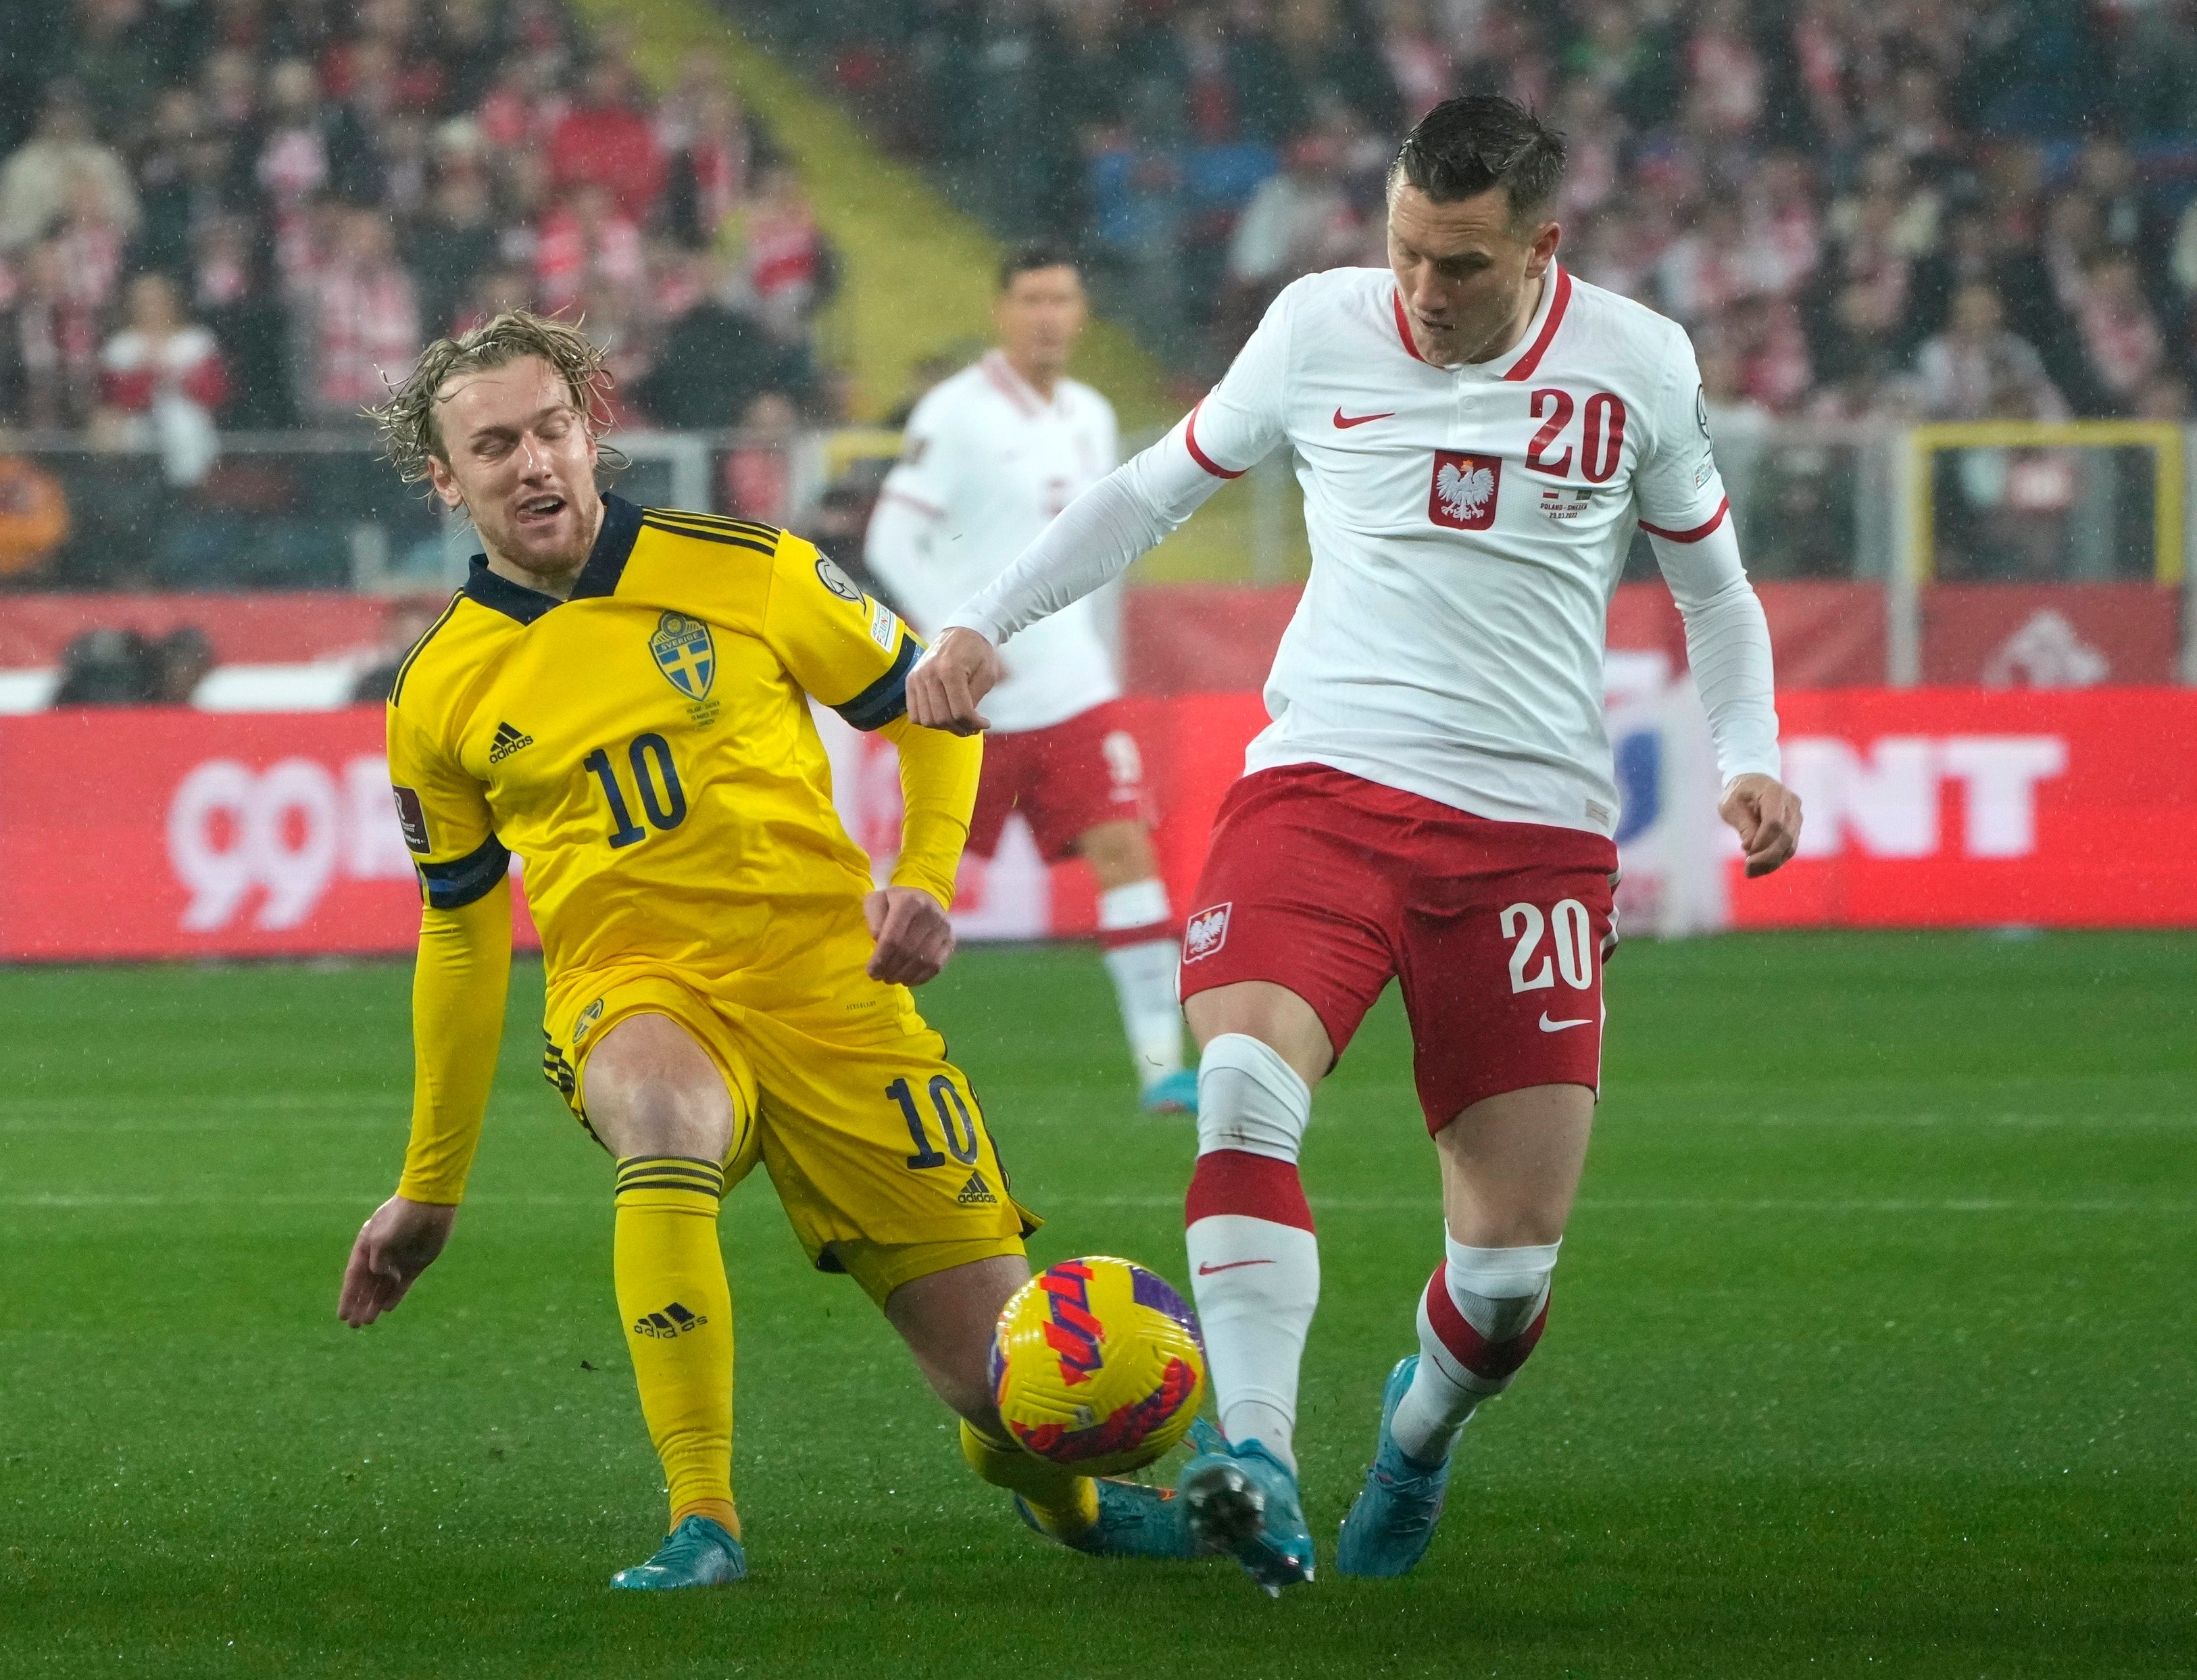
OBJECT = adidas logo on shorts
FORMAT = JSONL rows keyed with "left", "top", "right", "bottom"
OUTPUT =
{"left": 956, "top": 1172, "right": 997, "bottom": 1206}
{"left": 489, "top": 721, "right": 535, "bottom": 763}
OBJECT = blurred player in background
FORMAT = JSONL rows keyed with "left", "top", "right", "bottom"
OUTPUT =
{"left": 867, "top": 245, "right": 1196, "bottom": 1116}
{"left": 337, "top": 313, "right": 1193, "bottom": 1591}
{"left": 914, "top": 97, "right": 1804, "bottom": 1592}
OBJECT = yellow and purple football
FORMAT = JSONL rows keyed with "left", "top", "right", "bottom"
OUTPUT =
{"left": 989, "top": 1256, "right": 1206, "bottom": 1475}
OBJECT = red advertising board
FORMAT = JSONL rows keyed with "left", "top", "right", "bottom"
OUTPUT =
{"left": 0, "top": 707, "right": 539, "bottom": 960}
{"left": 5, "top": 687, "right": 2190, "bottom": 961}
{"left": 1729, "top": 687, "right": 2197, "bottom": 928}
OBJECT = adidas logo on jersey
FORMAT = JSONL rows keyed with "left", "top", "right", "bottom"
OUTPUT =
{"left": 956, "top": 1172, "right": 997, "bottom": 1206}
{"left": 632, "top": 1302, "right": 708, "bottom": 1339}
{"left": 488, "top": 721, "right": 535, "bottom": 763}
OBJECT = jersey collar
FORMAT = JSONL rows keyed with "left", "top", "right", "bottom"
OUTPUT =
{"left": 1390, "top": 262, "right": 1571, "bottom": 380}
{"left": 460, "top": 493, "right": 643, "bottom": 623}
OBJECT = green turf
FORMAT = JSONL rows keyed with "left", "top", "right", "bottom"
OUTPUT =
{"left": 1, "top": 933, "right": 2191, "bottom": 1678}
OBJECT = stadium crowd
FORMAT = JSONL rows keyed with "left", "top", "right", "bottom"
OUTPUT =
{"left": 760, "top": 0, "right": 2197, "bottom": 423}
{"left": 0, "top": 0, "right": 838, "bottom": 464}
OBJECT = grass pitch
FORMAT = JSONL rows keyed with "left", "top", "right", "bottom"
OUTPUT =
{"left": 2, "top": 933, "right": 2191, "bottom": 1679}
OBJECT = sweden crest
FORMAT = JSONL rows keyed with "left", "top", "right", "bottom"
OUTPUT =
{"left": 650, "top": 611, "right": 715, "bottom": 701}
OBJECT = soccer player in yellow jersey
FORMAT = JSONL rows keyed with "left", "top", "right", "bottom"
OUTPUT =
{"left": 333, "top": 313, "right": 1193, "bottom": 1588}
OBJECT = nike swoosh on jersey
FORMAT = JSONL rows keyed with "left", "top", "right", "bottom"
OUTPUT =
{"left": 1332, "top": 407, "right": 1396, "bottom": 428}
{"left": 1197, "top": 1258, "right": 1277, "bottom": 1275}
{"left": 1538, "top": 1013, "right": 1594, "bottom": 1033}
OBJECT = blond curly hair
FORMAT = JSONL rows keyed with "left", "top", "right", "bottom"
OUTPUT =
{"left": 366, "top": 310, "right": 615, "bottom": 485}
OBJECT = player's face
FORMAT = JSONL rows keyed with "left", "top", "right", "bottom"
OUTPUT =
{"left": 995, "top": 266, "right": 1087, "bottom": 377}
{"left": 1387, "top": 181, "right": 1560, "bottom": 367}
{"left": 426, "top": 355, "right": 603, "bottom": 586}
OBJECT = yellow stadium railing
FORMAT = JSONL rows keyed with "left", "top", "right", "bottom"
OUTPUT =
{"left": 1906, "top": 420, "right": 2186, "bottom": 585}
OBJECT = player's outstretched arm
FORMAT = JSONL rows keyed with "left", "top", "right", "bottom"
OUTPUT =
{"left": 1719, "top": 772, "right": 1803, "bottom": 877}
{"left": 338, "top": 882, "right": 513, "bottom": 1325}
{"left": 868, "top": 715, "right": 981, "bottom": 983}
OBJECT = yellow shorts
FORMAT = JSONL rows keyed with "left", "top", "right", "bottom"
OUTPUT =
{"left": 541, "top": 968, "right": 1037, "bottom": 1306}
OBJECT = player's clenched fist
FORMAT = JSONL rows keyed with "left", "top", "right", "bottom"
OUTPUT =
{"left": 1719, "top": 773, "right": 1804, "bottom": 877}
{"left": 864, "top": 885, "right": 957, "bottom": 986}
{"left": 338, "top": 1195, "right": 457, "bottom": 1327}
{"left": 907, "top": 628, "right": 1004, "bottom": 736}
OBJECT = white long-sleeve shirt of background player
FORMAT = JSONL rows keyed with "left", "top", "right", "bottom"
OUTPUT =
{"left": 867, "top": 352, "right": 1120, "bottom": 734}
{"left": 947, "top": 264, "right": 1781, "bottom": 837}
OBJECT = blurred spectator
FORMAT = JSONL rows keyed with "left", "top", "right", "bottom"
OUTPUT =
{"left": 634, "top": 276, "right": 807, "bottom": 429}
{"left": 1224, "top": 131, "right": 1360, "bottom": 304}
{"left": 548, "top": 57, "right": 666, "bottom": 222}
{"left": 51, "top": 626, "right": 155, "bottom": 704}
{"left": 149, "top": 624, "right": 216, "bottom": 703}
{"left": 0, "top": 82, "right": 137, "bottom": 251}
{"left": 732, "top": 164, "right": 838, "bottom": 341}
{"left": 1914, "top": 283, "right": 2066, "bottom": 422}
{"left": 0, "top": 453, "right": 72, "bottom": 579}
{"left": 10, "top": 236, "right": 103, "bottom": 428}
{"left": 349, "top": 596, "right": 446, "bottom": 703}
{"left": 406, "top": 164, "right": 502, "bottom": 335}
{"left": 2071, "top": 250, "right": 2165, "bottom": 411}
{"left": 99, "top": 272, "right": 230, "bottom": 485}
{"left": 294, "top": 205, "right": 421, "bottom": 421}
{"left": 720, "top": 391, "right": 814, "bottom": 526}
{"left": 534, "top": 181, "right": 645, "bottom": 319}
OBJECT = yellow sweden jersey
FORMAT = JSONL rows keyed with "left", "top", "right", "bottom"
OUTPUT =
{"left": 386, "top": 496, "right": 919, "bottom": 1020}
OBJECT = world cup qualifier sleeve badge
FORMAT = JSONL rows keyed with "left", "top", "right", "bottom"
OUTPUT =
{"left": 649, "top": 611, "right": 722, "bottom": 726}
{"left": 1429, "top": 450, "right": 1501, "bottom": 531}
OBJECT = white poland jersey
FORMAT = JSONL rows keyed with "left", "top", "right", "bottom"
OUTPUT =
{"left": 1176, "top": 262, "right": 1749, "bottom": 836}
{"left": 870, "top": 351, "right": 1120, "bottom": 733}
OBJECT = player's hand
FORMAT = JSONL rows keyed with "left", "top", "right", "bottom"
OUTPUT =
{"left": 864, "top": 885, "right": 957, "bottom": 986}
{"left": 1720, "top": 772, "right": 1804, "bottom": 878}
{"left": 907, "top": 628, "right": 1002, "bottom": 737}
{"left": 338, "top": 1195, "right": 457, "bottom": 1327}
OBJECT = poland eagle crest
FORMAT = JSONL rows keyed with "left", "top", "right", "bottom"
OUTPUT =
{"left": 1428, "top": 450, "right": 1502, "bottom": 530}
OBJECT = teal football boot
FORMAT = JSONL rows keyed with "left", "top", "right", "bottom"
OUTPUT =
{"left": 1015, "top": 1477, "right": 1200, "bottom": 1560}
{"left": 1176, "top": 1418, "right": 1314, "bottom": 1595}
{"left": 608, "top": 1514, "right": 747, "bottom": 1590}
{"left": 1335, "top": 1356, "right": 1450, "bottom": 1578}
{"left": 1141, "top": 1068, "right": 1200, "bottom": 1116}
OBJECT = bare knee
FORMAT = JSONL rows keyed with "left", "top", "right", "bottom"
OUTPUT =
{"left": 583, "top": 1013, "right": 737, "bottom": 1162}
{"left": 1183, "top": 981, "right": 1333, "bottom": 1089}
{"left": 1435, "top": 1083, "right": 1594, "bottom": 1247}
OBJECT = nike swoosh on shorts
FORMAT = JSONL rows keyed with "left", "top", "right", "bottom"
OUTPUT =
{"left": 1538, "top": 1014, "right": 1593, "bottom": 1032}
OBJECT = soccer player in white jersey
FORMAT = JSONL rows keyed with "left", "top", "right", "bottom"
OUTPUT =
{"left": 868, "top": 244, "right": 1197, "bottom": 1114}
{"left": 910, "top": 97, "right": 1804, "bottom": 1591}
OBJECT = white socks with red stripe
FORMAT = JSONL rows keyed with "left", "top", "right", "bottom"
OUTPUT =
{"left": 1389, "top": 1235, "right": 1560, "bottom": 1466}
{"left": 1183, "top": 1033, "right": 1318, "bottom": 1472}
{"left": 1097, "top": 879, "right": 1184, "bottom": 1088}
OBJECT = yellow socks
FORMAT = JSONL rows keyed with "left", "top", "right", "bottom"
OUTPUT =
{"left": 614, "top": 1156, "right": 737, "bottom": 1538}
{"left": 960, "top": 1420, "right": 1100, "bottom": 1538}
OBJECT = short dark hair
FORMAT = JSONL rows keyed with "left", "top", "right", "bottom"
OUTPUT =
{"left": 1389, "top": 95, "right": 1567, "bottom": 225}
{"left": 999, "top": 241, "right": 1077, "bottom": 291}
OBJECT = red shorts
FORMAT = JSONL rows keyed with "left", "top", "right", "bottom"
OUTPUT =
{"left": 1179, "top": 764, "right": 1620, "bottom": 1131}
{"left": 967, "top": 700, "right": 1150, "bottom": 863}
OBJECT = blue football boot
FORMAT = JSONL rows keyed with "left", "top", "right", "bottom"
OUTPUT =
{"left": 608, "top": 1514, "right": 747, "bottom": 1590}
{"left": 1015, "top": 1477, "right": 1200, "bottom": 1560}
{"left": 1335, "top": 1356, "right": 1451, "bottom": 1578}
{"left": 1175, "top": 1418, "right": 1314, "bottom": 1595}
{"left": 1141, "top": 1068, "right": 1200, "bottom": 1116}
